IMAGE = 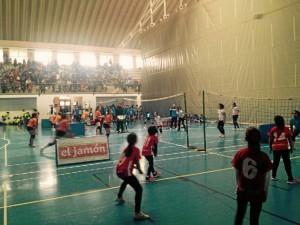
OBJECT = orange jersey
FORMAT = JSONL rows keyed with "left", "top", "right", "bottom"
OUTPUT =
{"left": 95, "top": 110, "right": 102, "bottom": 120}
{"left": 27, "top": 118, "right": 37, "bottom": 128}
{"left": 50, "top": 114, "right": 56, "bottom": 122}
{"left": 57, "top": 119, "right": 69, "bottom": 131}
{"left": 104, "top": 114, "right": 113, "bottom": 124}
{"left": 81, "top": 111, "right": 89, "bottom": 119}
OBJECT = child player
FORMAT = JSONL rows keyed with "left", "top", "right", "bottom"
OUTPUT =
{"left": 115, "top": 133, "right": 150, "bottom": 220}
{"left": 142, "top": 126, "right": 161, "bottom": 181}
{"left": 153, "top": 112, "right": 163, "bottom": 135}
{"left": 268, "top": 115, "right": 300, "bottom": 184}
{"left": 232, "top": 127, "right": 273, "bottom": 225}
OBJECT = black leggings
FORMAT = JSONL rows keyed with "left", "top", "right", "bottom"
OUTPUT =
{"left": 117, "top": 175, "right": 143, "bottom": 213}
{"left": 292, "top": 129, "right": 300, "bottom": 141}
{"left": 232, "top": 115, "right": 239, "bottom": 129}
{"left": 234, "top": 197, "right": 262, "bottom": 225}
{"left": 217, "top": 120, "right": 225, "bottom": 135}
{"left": 145, "top": 155, "right": 155, "bottom": 177}
{"left": 170, "top": 116, "right": 177, "bottom": 128}
{"left": 272, "top": 150, "right": 293, "bottom": 180}
{"left": 178, "top": 117, "right": 185, "bottom": 130}
{"left": 27, "top": 127, "right": 35, "bottom": 145}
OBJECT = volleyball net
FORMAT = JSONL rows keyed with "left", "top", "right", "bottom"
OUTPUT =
{"left": 96, "top": 91, "right": 300, "bottom": 151}
{"left": 202, "top": 91, "right": 300, "bottom": 126}
{"left": 124, "top": 91, "right": 300, "bottom": 151}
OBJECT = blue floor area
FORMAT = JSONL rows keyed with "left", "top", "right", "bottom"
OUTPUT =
{"left": 0, "top": 122, "right": 300, "bottom": 225}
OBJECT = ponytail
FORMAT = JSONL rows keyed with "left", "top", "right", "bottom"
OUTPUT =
{"left": 125, "top": 133, "right": 137, "bottom": 157}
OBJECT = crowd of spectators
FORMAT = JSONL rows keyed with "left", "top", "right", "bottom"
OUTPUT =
{"left": 0, "top": 58, "right": 141, "bottom": 94}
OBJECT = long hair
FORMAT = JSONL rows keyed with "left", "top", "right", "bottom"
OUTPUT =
{"left": 125, "top": 133, "right": 137, "bottom": 157}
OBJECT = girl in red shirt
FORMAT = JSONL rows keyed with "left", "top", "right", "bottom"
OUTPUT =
{"left": 27, "top": 113, "right": 38, "bottom": 147}
{"left": 115, "top": 133, "right": 149, "bottom": 220}
{"left": 232, "top": 127, "right": 272, "bottom": 225}
{"left": 268, "top": 115, "right": 299, "bottom": 184}
{"left": 142, "top": 126, "right": 161, "bottom": 181}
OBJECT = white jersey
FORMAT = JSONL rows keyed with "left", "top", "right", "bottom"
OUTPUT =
{"left": 218, "top": 109, "right": 226, "bottom": 121}
{"left": 178, "top": 110, "right": 185, "bottom": 118}
{"left": 232, "top": 106, "right": 239, "bottom": 116}
{"left": 154, "top": 115, "right": 162, "bottom": 126}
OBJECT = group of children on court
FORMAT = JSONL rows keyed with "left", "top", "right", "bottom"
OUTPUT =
{"left": 232, "top": 112, "right": 300, "bottom": 225}
{"left": 26, "top": 103, "right": 300, "bottom": 222}
{"left": 114, "top": 105, "right": 300, "bottom": 222}
{"left": 115, "top": 125, "right": 161, "bottom": 220}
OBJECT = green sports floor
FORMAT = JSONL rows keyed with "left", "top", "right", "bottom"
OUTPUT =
{"left": 0, "top": 121, "right": 300, "bottom": 225}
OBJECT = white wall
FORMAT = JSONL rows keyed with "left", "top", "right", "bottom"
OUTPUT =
{"left": 0, "top": 93, "right": 139, "bottom": 120}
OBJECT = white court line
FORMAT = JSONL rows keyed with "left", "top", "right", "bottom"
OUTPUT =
{"left": 1, "top": 130, "right": 9, "bottom": 225}
{"left": 3, "top": 181, "right": 7, "bottom": 225}
{"left": 0, "top": 139, "right": 257, "bottom": 181}
{"left": 4, "top": 144, "right": 250, "bottom": 182}
{"left": 0, "top": 166, "right": 233, "bottom": 210}
{"left": 0, "top": 133, "right": 10, "bottom": 166}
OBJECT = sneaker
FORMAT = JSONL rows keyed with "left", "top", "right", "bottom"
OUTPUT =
{"left": 232, "top": 128, "right": 236, "bottom": 131}
{"left": 145, "top": 177, "right": 155, "bottom": 182}
{"left": 220, "top": 134, "right": 225, "bottom": 138}
{"left": 153, "top": 171, "right": 161, "bottom": 177}
{"left": 271, "top": 177, "right": 277, "bottom": 181}
{"left": 287, "top": 178, "right": 300, "bottom": 184}
{"left": 115, "top": 197, "right": 125, "bottom": 203}
{"left": 133, "top": 212, "right": 150, "bottom": 220}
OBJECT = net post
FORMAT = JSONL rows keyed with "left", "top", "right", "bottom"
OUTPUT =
{"left": 202, "top": 90, "right": 207, "bottom": 151}
{"left": 184, "top": 92, "right": 189, "bottom": 149}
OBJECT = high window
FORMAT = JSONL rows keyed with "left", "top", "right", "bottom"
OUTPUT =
{"left": 35, "top": 50, "right": 52, "bottom": 65}
{"left": 119, "top": 54, "right": 133, "bottom": 69}
{"left": 100, "top": 54, "right": 113, "bottom": 66}
{"left": 57, "top": 52, "right": 74, "bottom": 65}
{"left": 80, "top": 52, "right": 96, "bottom": 67}
{"left": 9, "top": 49, "right": 28, "bottom": 63}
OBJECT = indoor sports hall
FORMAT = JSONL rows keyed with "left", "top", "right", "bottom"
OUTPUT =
{"left": 1, "top": 0, "right": 300, "bottom": 225}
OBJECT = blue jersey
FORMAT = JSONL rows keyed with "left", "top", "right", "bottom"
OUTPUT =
{"left": 290, "top": 116, "right": 300, "bottom": 130}
{"left": 170, "top": 108, "right": 177, "bottom": 117}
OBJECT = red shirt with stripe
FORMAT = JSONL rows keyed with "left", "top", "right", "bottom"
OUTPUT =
{"left": 142, "top": 135, "right": 158, "bottom": 156}
{"left": 116, "top": 146, "right": 141, "bottom": 177}
{"left": 268, "top": 126, "right": 292, "bottom": 151}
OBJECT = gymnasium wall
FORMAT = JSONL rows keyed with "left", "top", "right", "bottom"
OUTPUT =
{"left": 140, "top": 0, "right": 300, "bottom": 108}
{"left": 0, "top": 93, "right": 139, "bottom": 120}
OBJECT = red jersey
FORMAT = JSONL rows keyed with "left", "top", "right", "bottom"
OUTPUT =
{"left": 231, "top": 147, "right": 272, "bottom": 202}
{"left": 268, "top": 126, "right": 292, "bottom": 151}
{"left": 142, "top": 135, "right": 158, "bottom": 156}
{"left": 116, "top": 146, "right": 141, "bottom": 177}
